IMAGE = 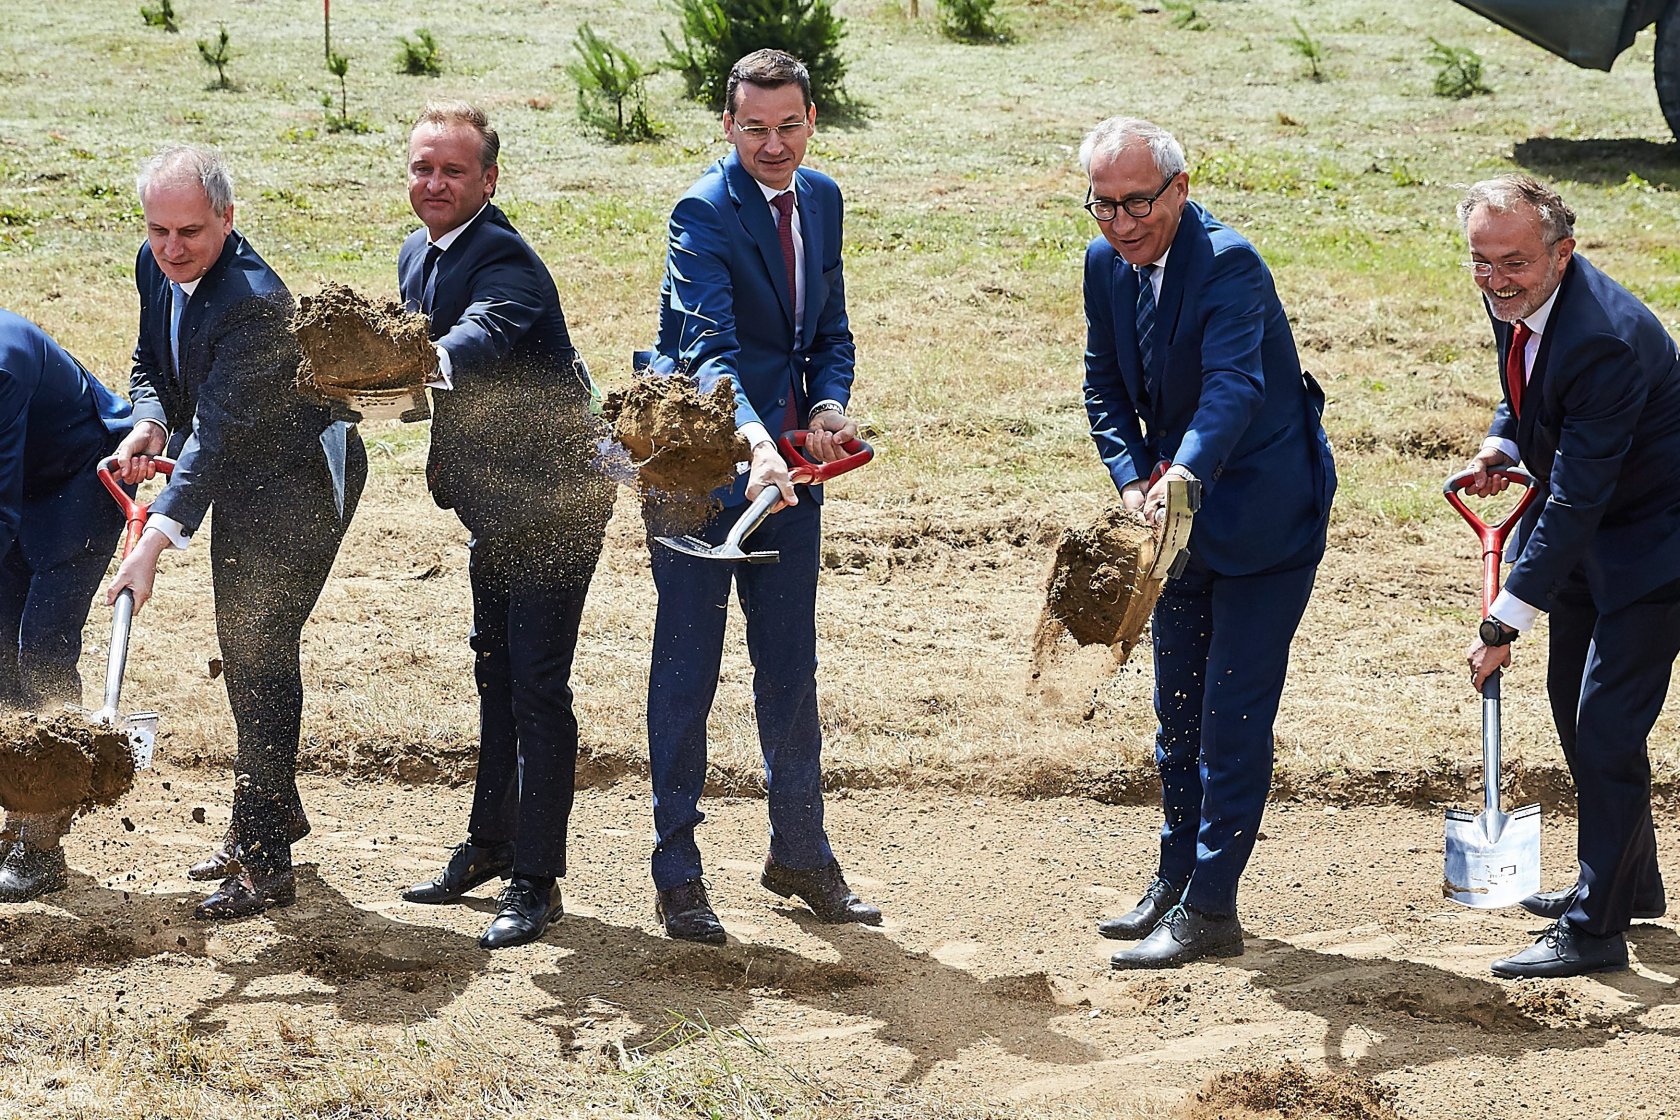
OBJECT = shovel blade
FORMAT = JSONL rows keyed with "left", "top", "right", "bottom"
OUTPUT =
{"left": 1443, "top": 802, "right": 1541, "bottom": 909}
{"left": 653, "top": 534, "right": 779, "bottom": 564}
{"left": 127, "top": 712, "right": 158, "bottom": 770}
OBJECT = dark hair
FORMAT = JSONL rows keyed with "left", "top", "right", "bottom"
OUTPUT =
{"left": 410, "top": 100, "right": 499, "bottom": 171}
{"left": 725, "top": 49, "right": 811, "bottom": 115}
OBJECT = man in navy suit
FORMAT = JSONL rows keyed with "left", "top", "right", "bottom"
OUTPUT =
{"left": 1079, "top": 118, "right": 1336, "bottom": 969}
{"left": 1459, "top": 175, "right": 1677, "bottom": 979}
{"left": 0, "top": 312, "right": 133, "bottom": 902}
{"left": 644, "top": 49, "right": 878, "bottom": 944}
{"left": 393, "top": 102, "right": 613, "bottom": 950}
{"left": 106, "top": 145, "right": 365, "bottom": 920}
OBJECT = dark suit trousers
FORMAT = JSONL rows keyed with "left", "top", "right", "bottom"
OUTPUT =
{"left": 1152, "top": 549, "right": 1319, "bottom": 916}
{"left": 0, "top": 451, "right": 126, "bottom": 709}
{"left": 464, "top": 526, "right": 604, "bottom": 879}
{"left": 214, "top": 435, "right": 366, "bottom": 877}
{"left": 1548, "top": 570, "right": 1677, "bottom": 934}
{"left": 646, "top": 496, "right": 832, "bottom": 891}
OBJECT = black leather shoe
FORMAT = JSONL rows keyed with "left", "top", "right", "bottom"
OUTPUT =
{"left": 1492, "top": 917, "right": 1629, "bottom": 979}
{"left": 401, "top": 840, "right": 515, "bottom": 904}
{"left": 1098, "top": 877, "right": 1183, "bottom": 941}
{"left": 1519, "top": 887, "right": 1666, "bottom": 922}
{"left": 761, "top": 857, "right": 883, "bottom": 925}
{"left": 656, "top": 879, "right": 727, "bottom": 945}
{"left": 194, "top": 868, "right": 297, "bottom": 920}
{"left": 1110, "top": 903, "right": 1244, "bottom": 970}
{"left": 479, "top": 878, "right": 563, "bottom": 949}
{"left": 0, "top": 841, "right": 68, "bottom": 903}
{"left": 189, "top": 806, "right": 312, "bottom": 881}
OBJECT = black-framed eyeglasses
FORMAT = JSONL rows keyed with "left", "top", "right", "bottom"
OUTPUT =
{"left": 1083, "top": 175, "right": 1176, "bottom": 222}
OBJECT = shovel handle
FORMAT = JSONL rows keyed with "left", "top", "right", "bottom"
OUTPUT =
{"left": 1443, "top": 466, "right": 1538, "bottom": 615}
{"left": 98, "top": 455, "right": 176, "bottom": 559}
{"left": 779, "top": 431, "right": 873, "bottom": 485}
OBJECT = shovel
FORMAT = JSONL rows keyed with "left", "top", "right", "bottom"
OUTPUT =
{"left": 1441, "top": 465, "right": 1542, "bottom": 909}
{"left": 655, "top": 431, "right": 873, "bottom": 563}
{"left": 90, "top": 454, "right": 176, "bottom": 769}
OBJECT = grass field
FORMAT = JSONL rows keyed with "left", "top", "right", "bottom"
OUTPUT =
{"left": 4, "top": 1, "right": 1680, "bottom": 1117}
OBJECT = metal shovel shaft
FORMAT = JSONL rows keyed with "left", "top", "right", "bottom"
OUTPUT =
{"left": 96, "top": 588, "right": 136, "bottom": 723}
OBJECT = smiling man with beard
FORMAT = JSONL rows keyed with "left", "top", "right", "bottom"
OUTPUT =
{"left": 1459, "top": 174, "right": 1678, "bottom": 978}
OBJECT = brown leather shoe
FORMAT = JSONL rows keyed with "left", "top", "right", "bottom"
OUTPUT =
{"left": 761, "top": 857, "right": 882, "bottom": 925}
{"left": 193, "top": 868, "right": 297, "bottom": 920}
{"left": 188, "top": 806, "right": 312, "bottom": 881}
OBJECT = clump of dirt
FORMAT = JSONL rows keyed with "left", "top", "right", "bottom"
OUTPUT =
{"left": 1507, "top": 983, "right": 1612, "bottom": 1029}
{"left": 1030, "top": 507, "right": 1160, "bottom": 700}
{"left": 293, "top": 282, "right": 435, "bottom": 395}
{"left": 600, "top": 371, "right": 748, "bottom": 533}
{"left": 0, "top": 710, "right": 136, "bottom": 816}
{"left": 1178, "top": 1061, "right": 1401, "bottom": 1120}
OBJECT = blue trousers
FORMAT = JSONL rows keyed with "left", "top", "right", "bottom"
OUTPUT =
{"left": 0, "top": 460, "right": 126, "bottom": 709}
{"left": 1151, "top": 551, "right": 1319, "bottom": 916}
{"left": 1549, "top": 570, "right": 1679, "bottom": 935}
{"left": 646, "top": 495, "right": 832, "bottom": 891}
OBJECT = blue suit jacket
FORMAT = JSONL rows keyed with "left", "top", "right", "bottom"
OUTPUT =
{"left": 1489, "top": 254, "right": 1680, "bottom": 614}
{"left": 398, "top": 203, "right": 602, "bottom": 536}
{"left": 0, "top": 309, "right": 133, "bottom": 556}
{"left": 1083, "top": 201, "right": 1336, "bottom": 575}
{"left": 652, "top": 150, "right": 855, "bottom": 506}
{"left": 130, "top": 231, "right": 343, "bottom": 532}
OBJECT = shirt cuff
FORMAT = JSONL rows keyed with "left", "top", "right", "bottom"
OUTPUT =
{"left": 1489, "top": 589, "right": 1540, "bottom": 633}
{"left": 144, "top": 516, "right": 190, "bottom": 551}
{"left": 427, "top": 344, "right": 453, "bottom": 391}
{"left": 739, "top": 421, "right": 774, "bottom": 450}
{"left": 1480, "top": 437, "right": 1520, "bottom": 466}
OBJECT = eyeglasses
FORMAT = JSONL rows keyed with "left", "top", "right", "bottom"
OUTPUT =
{"left": 1083, "top": 175, "right": 1176, "bottom": 222}
{"left": 733, "top": 121, "right": 811, "bottom": 143}
{"left": 1463, "top": 241, "right": 1562, "bottom": 279}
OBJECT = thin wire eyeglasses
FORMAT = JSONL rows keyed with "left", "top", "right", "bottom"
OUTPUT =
{"left": 1084, "top": 175, "right": 1176, "bottom": 222}
{"left": 1463, "top": 240, "right": 1563, "bottom": 279}
{"left": 733, "top": 121, "right": 812, "bottom": 142}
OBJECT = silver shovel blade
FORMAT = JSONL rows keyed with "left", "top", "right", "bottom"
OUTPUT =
{"left": 127, "top": 712, "right": 158, "bottom": 770}
{"left": 1443, "top": 802, "right": 1541, "bottom": 908}
{"left": 653, "top": 534, "right": 779, "bottom": 564}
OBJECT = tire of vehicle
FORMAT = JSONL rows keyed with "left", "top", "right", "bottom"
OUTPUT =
{"left": 1657, "top": 2, "right": 1680, "bottom": 142}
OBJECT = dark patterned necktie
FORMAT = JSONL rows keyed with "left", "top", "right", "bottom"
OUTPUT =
{"left": 1507, "top": 319, "right": 1532, "bottom": 418}
{"left": 169, "top": 281, "right": 189, "bottom": 377}
{"left": 421, "top": 244, "right": 443, "bottom": 315}
{"left": 1135, "top": 264, "right": 1157, "bottom": 381}
{"left": 771, "top": 191, "right": 797, "bottom": 317}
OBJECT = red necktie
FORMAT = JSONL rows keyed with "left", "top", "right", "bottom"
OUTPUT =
{"left": 1506, "top": 320, "right": 1532, "bottom": 418}
{"left": 771, "top": 191, "right": 797, "bottom": 318}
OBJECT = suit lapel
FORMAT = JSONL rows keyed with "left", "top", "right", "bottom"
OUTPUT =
{"left": 725, "top": 154, "right": 796, "bottom": 327}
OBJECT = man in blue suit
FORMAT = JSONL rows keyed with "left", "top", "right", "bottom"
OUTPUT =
{"left": 106, "top": 145, "right": 365, "bottom": 920}
{"left": 394, "top": 102, "right": 613, "bottom": 950}
{"left": 1079, "top": 118, "right": 1336, "bottom": 969}
{"left": 1460, "top": 176, "right": 1677, "bottom": 979}
{"left": 645, "top": 49, "right": 878, "bottom": 944}
{"left": 0, "top": 312, "right": 133, "bottom": 903}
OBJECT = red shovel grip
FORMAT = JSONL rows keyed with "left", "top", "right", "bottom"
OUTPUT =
{"left": 98, "top": 455, "right": 177, "bottom": 559}
{"left": 1443, "top": 466, "right": 1539, "bottom": 615}
{"left": 778, "top": 430, "right": 874, "bottom": 485}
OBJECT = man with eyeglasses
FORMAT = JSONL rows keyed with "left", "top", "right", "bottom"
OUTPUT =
{"left": 1078, "top": 117, "right": 1336, "bottom": 969}
{"left": 1457, "top": 174, "right": 1677, "bottom": 979}
{"left": 643, "top": 48, "right": 878, "bottom": 944}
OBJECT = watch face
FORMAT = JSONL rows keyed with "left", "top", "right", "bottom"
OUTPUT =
{"left": 1480, "top": 618, "right": 1510, "bottom": 645}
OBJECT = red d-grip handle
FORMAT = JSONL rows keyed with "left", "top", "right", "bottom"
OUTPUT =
{"left": 1443, "top": 466, "right": 1539, "bottom": 614}
{"left": 778, "top": 430, "right": 874, "bottom": 485}
{"left": 98, "top": 455, "right": 177, "bottom": 559}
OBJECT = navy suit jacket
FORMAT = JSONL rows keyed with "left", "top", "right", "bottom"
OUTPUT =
{"left": 130, "top": 231, "right": 343, "bottom": 532}
{"left": 652, "top": 150, "right": 855, "bottom": 506}
{"left": 0, "top": 309, "right": 133, "bottom": 555}
{"left": 1488, "top": 254, "right": 1680, "bottom": 615}
{"left": 399, "top": 203, "right": 600, "bottom": 536}
{"left": 1083, "top": 201, "right": 1336, "bottom": 575}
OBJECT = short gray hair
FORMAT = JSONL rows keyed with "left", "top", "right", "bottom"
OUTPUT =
{"left": 1078, "top": 117, "right": 1187, "bottom": 179}
{"left": 136, "top": 144, "right": 234, "bottom": 215}
{"left": 1457, "top": 174, "right": 1575, "bottom": 243}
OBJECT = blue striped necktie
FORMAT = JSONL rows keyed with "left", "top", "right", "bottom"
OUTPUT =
{"left": 169, "top": 280, "right": 189, "bottom": 376}
{"left": 1135, "top": 264, "right": 1157, "bottom": 383}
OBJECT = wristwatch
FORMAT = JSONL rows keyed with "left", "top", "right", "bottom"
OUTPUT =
{"left": 1479, "top": 616, "right": 1519, "bottom": 646}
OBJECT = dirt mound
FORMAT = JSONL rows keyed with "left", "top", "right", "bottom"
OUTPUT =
{"left": 601, "top": 371, "right": 748, "bottom": 533}
{"left": 0, "top": 710, "right": 136, "bottom": 816}
{"left": 293, "top": 282, "right": 434, "bottom": 394}
{"left": 1178, "top": 1061, "right": 1401, "bottom": 1120}
{"left": 638, "top": 946, "right": 874, "bottom": 995}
